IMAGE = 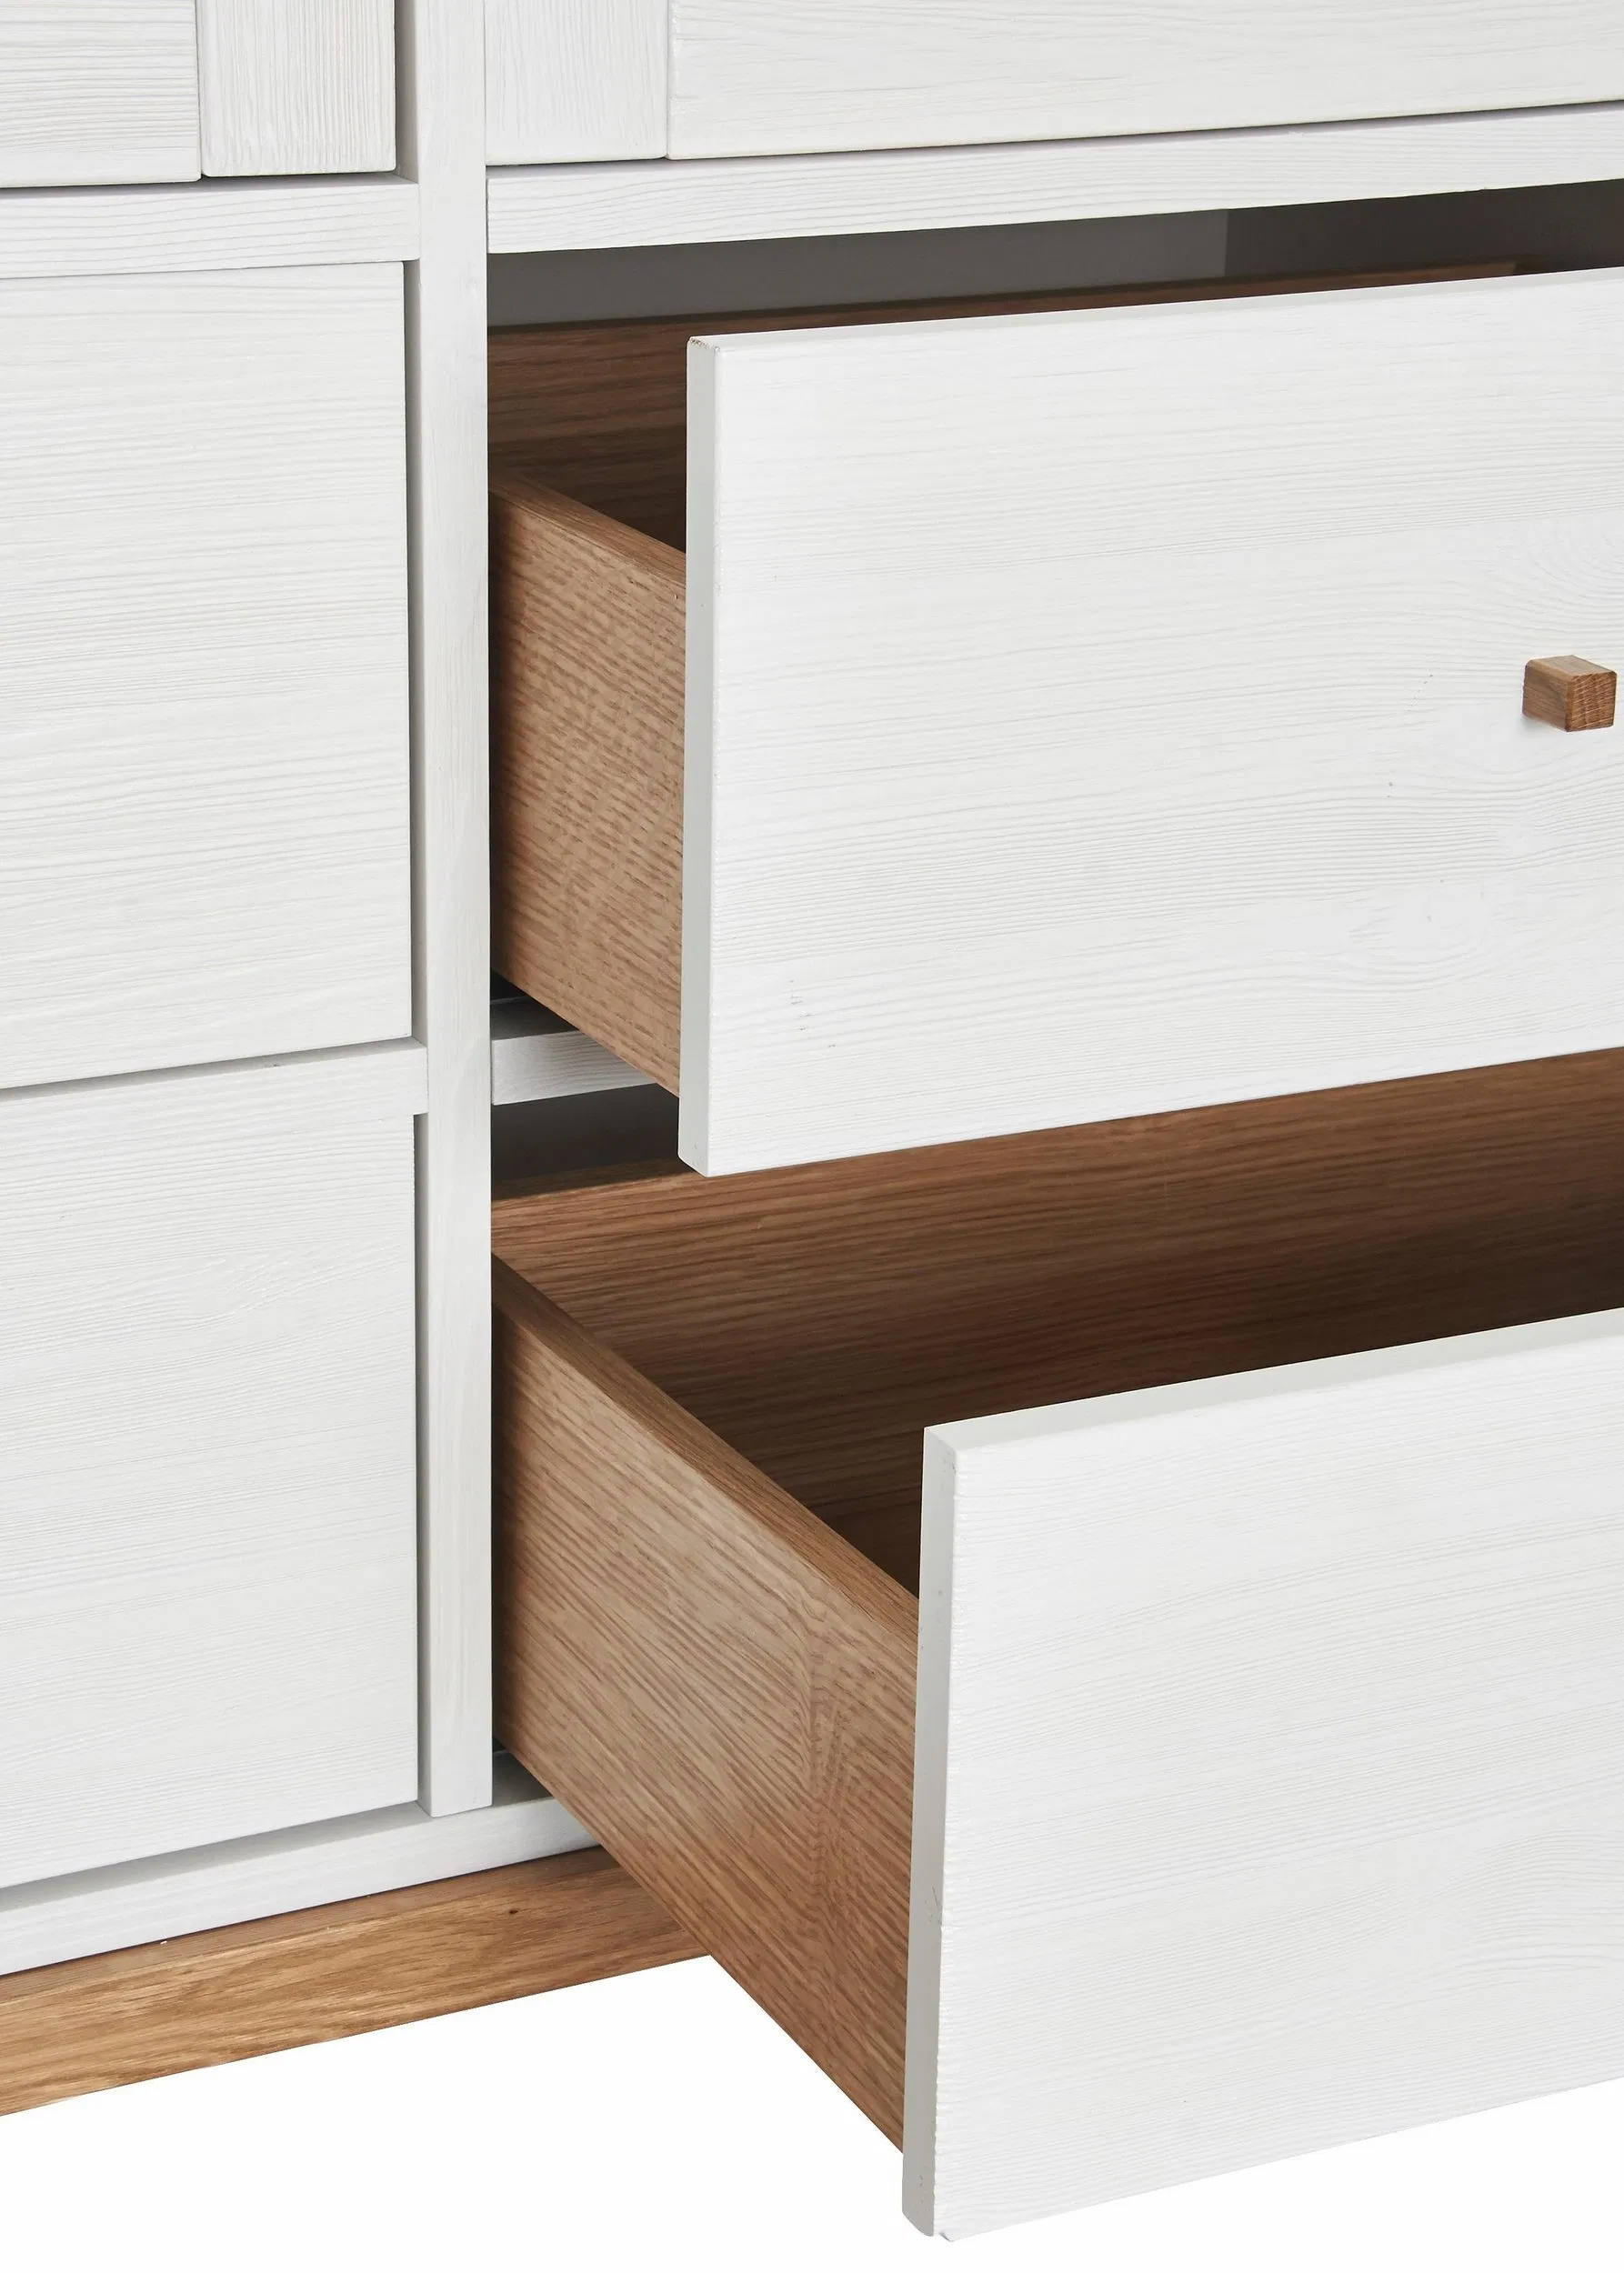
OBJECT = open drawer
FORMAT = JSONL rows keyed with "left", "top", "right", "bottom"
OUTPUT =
{"left": 495, "top": 1053, "right": 1624, "bottom": 2237}
{"left": 492, "top": 264, "right": 1624, "bottom": 1177}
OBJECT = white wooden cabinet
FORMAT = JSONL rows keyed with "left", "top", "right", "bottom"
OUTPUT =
{"left": 0, "top": 1, "right": 199, "bottom": 188}
{"left": 0, "top": 262, "right": 410, "bottom": 1093}
{"left": 14, "top": 4, "right": 1624, "bottom": 2251}
{"left": 0, "top": 1047, "right": 424, "bottom": 1891}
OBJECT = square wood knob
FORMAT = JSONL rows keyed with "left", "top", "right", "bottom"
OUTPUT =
{"left": 1524, "top": 656, "right": 1619, "bottom": 732}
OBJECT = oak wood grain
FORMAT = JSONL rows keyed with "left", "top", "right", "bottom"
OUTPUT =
{"left": 0, "top": 1850, "right": 698, "bottom": 2118}
{"left": 492, "top": 479, "right": 685, "bottom": 1089}
{"left": 495, "top": 1048, "right": 1624, "bottom": 1591}
{"left": 494, "top": 1260, "right": 917, "bottom": 2142}
{"left": 1525, "top": 654, "right": 1619, "bottom": 732}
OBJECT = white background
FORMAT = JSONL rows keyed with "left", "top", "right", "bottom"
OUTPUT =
{"left": 5, "top": 1952, "right": 1623, "bottom": 2268}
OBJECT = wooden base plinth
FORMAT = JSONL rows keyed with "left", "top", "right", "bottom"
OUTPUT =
{"left": 0, "top": 1848, "right": 700, "bottom": 2118}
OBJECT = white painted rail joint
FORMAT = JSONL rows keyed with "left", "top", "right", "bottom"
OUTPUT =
{"left": 492, "top": 995, "right": 656, "bottom": 1107}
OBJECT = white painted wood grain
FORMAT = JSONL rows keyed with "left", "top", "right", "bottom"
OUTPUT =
{"left": 907, "top": 1309, "right": 1624, "bottom": 2235}
{"left": 0, "top": 1757, "right": 590, "bottom": 1978}
{"left": 399, "top": 0, "right": 496, "bottom": 1817}
{"left": 669, "top": 0, "right": 1624, "bottom": 158}
{"left": 486, "top": 0, "right": 667, "bottom": 164}
{"left": 0, "top": 0, "right": 198, "bottom": 188}
{"left": 0, "top": 1047, "right": 422, "bottom": 1892}
{"left": 681, "top": 270, "right": 1624, "bottom": 1174}
{"left": 487, "top": 101, "right": 1624, "bottom": 253}
{"left": 0, "top": 176, "right": 418, "bottom": 276}
{"left": 492, "top": 998, "right": 654, "bottom": 1105}
{"left": 198, "top": 0, "right": 396, "bottom": 176}
{"left": 0, "top": 263, "right": 409, "bottom": 1095}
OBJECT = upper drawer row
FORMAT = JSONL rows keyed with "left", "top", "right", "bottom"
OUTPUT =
{"left": 0, "top": 0, "right": 395, "bottom": 186}
{"left": 490, "top": 268, "right": 1624, "bottom": 1176}
{"left": 488, "top": 0, "right": 1624, "bottom": 165}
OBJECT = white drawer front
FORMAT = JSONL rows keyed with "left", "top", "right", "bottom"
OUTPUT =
{"left": 669, "top": 1, "right": 1624, "bottom": 158}
{"left": 197, "top": 0, "right": 396, "bottom": 176}
{"left": 683, "top": 270, "right": 1624, "bottom": 1173}
{"left": 0, "top": 1048, "right": 423, "bottom": 1892}
{"left": 486, "top": 0, "right": 667, "bottom": 165}
{"left": 0, "top": 264, "right": 409, "bottom": 1094}
{"left": 0, "top": 0, "right": 199, "bottom": 187}
{"left": 908, "top": 1310, "right": 1624, "bottom": 2237}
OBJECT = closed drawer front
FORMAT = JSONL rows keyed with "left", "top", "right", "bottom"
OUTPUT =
{"left": 492, "top": 265, "right": 1624, "bottom": 1175}
{"left": 197, "top": 0, "right": 396, "bottom": 177}
{"left": 668, "top": 1, "right": 1624, "bottom": 158}
{"left": 494, "top": 1055, "right": 1624, "bottom": 2237}
{"left": 0, "top": 1, "right": 394, "bottom": 187}
{"left": 0, "top": 263, "right": 409, "bottom": 1093}
{"left": 0, "top": 1046, "right": 424, "bottom": 1891}
{"left": 0, "top": 0, "right": 199, "bottom": 187}
{"left": 487, "top": 0, "right": 667, "bottom": 166}
{"left": 485, "top": 0, "right": 1624, "bottom": 165}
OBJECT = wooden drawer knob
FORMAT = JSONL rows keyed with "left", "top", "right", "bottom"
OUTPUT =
{"left": 1524, "top": 656, "right": 1619, "bottom": 732}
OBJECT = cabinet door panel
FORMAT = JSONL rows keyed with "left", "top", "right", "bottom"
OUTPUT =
{"left": 0, "top": 265, "right": 409, "bottom": 1093}
{"left": 0, "top": 1049, "right": 422, "bottom": 1892}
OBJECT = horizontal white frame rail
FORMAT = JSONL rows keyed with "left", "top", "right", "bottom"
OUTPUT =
{"left": 0, "top": 1757, "right": 590, "bottom": 1978}
{"left": 488, "top": 102, "right": 1624, "bottom": 252}
{"left": 0, "top": 175, "right": 418, "bottom": 276}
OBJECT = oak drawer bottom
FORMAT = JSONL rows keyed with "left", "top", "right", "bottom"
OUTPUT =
{"left": 496, "top": 1054, "right": 1624, "bottom": 2236}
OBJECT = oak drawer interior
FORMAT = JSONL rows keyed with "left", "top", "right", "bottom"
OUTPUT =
{"left": 493, "top": 1049, "right": 1624, "bottom": 2188}
{"left": 488, "top": 260, "right": 1515, "bottom": 1110}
